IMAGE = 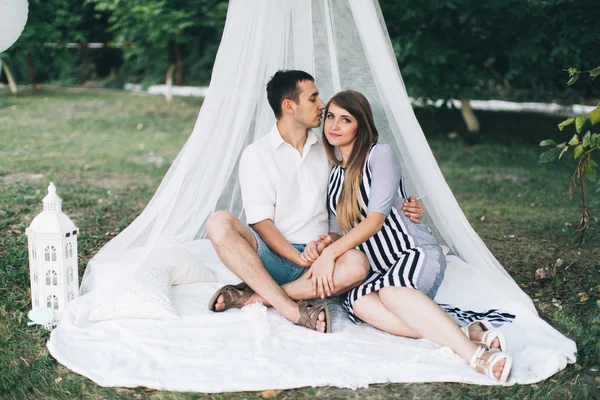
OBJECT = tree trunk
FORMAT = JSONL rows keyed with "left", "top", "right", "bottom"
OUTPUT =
{"left": 165, "top": 64, "right": 175, "bottom": 102}
{"left": 460, "top": 99, "right": 480, "bottom": 132}
{"left": 174, "top": 43, "right": 182, "bottom": 85}
{"left": 28, "top": 51, "right": 35, "bottom": 86}
{"left": 1, "top": 60, "right": 18, "bottom": 95}
{"left": 109, "top": 67, "right": 117, "bottom": 83}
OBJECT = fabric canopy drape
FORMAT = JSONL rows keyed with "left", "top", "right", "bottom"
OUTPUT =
{"left": 47, "top": 0, "right": 576, "bottom": 392}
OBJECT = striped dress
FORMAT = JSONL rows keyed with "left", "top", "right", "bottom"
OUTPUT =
{"left": 327, "top": 144, "right": 447, "bottom": 323}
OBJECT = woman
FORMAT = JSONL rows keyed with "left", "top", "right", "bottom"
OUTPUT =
{"left": 303, "top": 90, "right": 512, "bottom": 382}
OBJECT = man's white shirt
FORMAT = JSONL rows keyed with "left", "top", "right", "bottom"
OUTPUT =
{"left": 239, "top": 123, "right": 329, "bottom": 244}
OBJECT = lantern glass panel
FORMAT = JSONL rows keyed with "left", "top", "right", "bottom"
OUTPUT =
{"left": 65, "top": 243, "right": 73, "bottom": 259}
{"left": 45, "top": 270, "right": 58, "bottom": 286}
{"left": 46, "top": 294, "right": 59, "bottom": 310}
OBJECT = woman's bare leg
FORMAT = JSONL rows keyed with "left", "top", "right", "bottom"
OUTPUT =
{"left": 352, "top": 292, "right": 421, "bottom": 338}
{"left": 354, "top": 287, "right": 506, "bottom": 379}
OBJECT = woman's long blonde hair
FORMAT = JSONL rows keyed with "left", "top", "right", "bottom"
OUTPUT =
{"left": 323, "top": 91, "right": 379, "bottom": 232}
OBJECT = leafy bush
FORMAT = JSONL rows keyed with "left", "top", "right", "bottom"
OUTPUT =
{"left": 539, "top": 66, "right": 600, "bottom": 246}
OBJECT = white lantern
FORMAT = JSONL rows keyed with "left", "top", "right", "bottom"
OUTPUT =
{"left": 26, "top": 182, "right": 79, "bottom": 326}
{"left": 0, "top": 0, "right": 29, "bottom": 53}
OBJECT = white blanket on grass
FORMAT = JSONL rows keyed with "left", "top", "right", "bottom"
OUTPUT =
{"left": 47, "top": 240, "right": 576, "bottom": 392}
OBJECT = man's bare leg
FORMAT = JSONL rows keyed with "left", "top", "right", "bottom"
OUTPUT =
{"left": 206, "top": 211, "right": 326, "bottom": 332}
{"left": 244, "top": 249, "right": 370, "bottom": 306}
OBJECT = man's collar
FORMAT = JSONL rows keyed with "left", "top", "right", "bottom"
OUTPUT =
{"left": 267, "top": 123, "right": 285, "bottom": 149}
{"left": 268, "top": 123, "right": 320, "bottom": 149}
{"left": 306, "top": 130, "right": 319, "bottom": 146}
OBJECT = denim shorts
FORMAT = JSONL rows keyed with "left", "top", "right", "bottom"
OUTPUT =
{"left": 251, "top": 230, "right": 307, "bottom": 285}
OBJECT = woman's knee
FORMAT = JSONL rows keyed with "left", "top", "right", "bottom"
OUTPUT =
{"left": 206, "top": 211, "right": 236, "bottom": 243}
{"left": 352, "top": 293, "right": 378, "bottom": 320}
{"left": 378, "top": 286, "right": 417, "bottom": 305}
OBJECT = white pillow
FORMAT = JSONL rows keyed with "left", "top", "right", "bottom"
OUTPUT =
{"left": 146, "top": 246, "right": 215, "bottom": 285}
{"left": 88, "top": 263, "right": 178, "bottom": 321}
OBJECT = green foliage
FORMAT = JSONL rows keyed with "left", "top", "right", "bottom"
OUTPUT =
{"left": 1, "top": 0, "right": 228, "bottom": 87}
{"left": 540, "top": 126, "right": 600, "bottom": 184}
{"left": 539, "top": 66, "right": 600, "bottom": 250}
{"left": 2, "top": 0, "right": 112, "bottom": 85}
{"left": 558, "top": 117, "right": 575, "bottom": 131}
{"left": 540, "top": 68, "right": 600, "bottom": 193}
{"left": 3, "top": 0, "right": 600, "bottom": 93}
{"left": 379, "top": 0, "right": 600, "bottom": 103}
{"left": 86, "top": 0, "right": 228, "bottom": 85}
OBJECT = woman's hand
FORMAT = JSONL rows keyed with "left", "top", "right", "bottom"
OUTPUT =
{"left": 300, "top": 235, "right": 332, "bottom": 264}
{"left": 306, "top": 248, "right": 336, "bottom": 298}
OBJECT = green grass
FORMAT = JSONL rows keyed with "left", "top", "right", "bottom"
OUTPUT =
{"left": 1, "top": 87, "right": 599, "bottom": 399}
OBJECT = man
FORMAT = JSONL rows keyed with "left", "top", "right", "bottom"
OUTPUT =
{"left": 206, "top": 70, "right": 424, "bottom": 333}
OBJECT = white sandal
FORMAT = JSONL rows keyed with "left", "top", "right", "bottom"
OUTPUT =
{"left": 469, "top": 346, "right": 513, "bottom": 384}
{"left": 462, "top": 320, "right": 507, "bottom": 352}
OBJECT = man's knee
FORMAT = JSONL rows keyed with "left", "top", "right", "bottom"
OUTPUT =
{"left": 206, "top": 210, "right": 236, "bottom": 244}
{"left": 336, "top": 250, "right": 370, "bottom": 284}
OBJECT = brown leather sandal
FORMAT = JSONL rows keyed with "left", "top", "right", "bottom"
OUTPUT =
{"left": 208, "top": 282, "right": 255, "bottom": 312}
{"left": 295, "top": 300, "right": 331, "bottom": 333}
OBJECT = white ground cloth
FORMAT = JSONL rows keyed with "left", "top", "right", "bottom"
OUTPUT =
{"left": 48, "top": 241, "right": 576, "bottom": 392}
{"left": 48, "top": 0, "right": 577, "bottom": 391}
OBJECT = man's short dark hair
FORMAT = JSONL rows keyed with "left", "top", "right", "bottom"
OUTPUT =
{"left": 266, "top": 70, "right": 315, "bottom": 119}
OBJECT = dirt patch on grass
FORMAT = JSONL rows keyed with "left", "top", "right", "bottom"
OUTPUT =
{"left": 471, "top": 173, "right": 525, "bottom": 183}
{"left": 55, "top": 100, "right": 123, "bottom": 117}
{"left": 0, "top": 173, "right": 44, "bottom": 187}
{"left": 84, "top": 172, "right": 157, "bottom": 191}
{"left": 127, "top": 152, "right": 166, "bottom": 168}
{"left": 0, "top": 172, "right": 157, "bottom": 192}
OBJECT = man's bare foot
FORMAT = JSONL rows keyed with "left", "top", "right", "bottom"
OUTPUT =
{"left": 468, "top": 322, "right": 500, "bottom": 349}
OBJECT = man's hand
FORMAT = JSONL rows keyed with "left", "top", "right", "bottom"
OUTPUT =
{"left": 402, "top": 195, "right": 425, "bottom": 223}
{"left": 305, "top": 248, "right": 336, "bottom": 298}
{"left": 299, "top": 235, "right": 332, "bottom": 265}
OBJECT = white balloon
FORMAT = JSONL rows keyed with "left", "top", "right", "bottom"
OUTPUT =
{"left": 0, "top": 0, "right": 29, "bottom": 53}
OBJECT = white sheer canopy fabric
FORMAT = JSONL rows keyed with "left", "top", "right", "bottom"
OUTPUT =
{"left": 48, "top": 0, "right": 576, "bottom": 391}
{"left": 81, "top": 0, "right": 524, "bottom": 305}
